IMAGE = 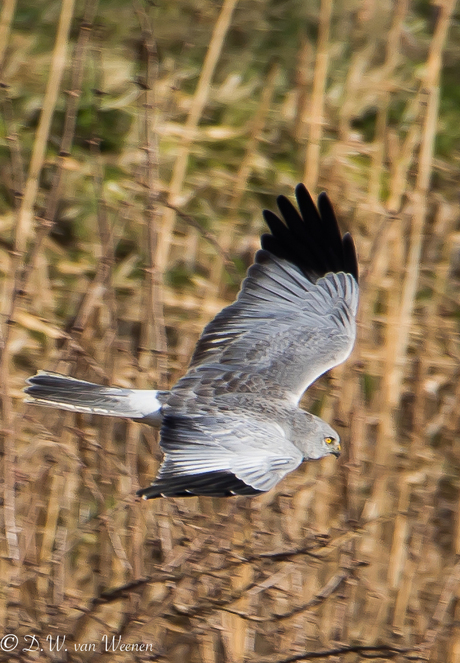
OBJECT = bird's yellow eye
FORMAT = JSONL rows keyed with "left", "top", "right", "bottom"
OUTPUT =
{"left": 325, "top": 436, "right": 335, "bottom": 445}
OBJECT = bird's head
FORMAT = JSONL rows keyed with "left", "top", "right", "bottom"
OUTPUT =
{"left": 295, "top": 412, "right": 341, "bottom": 460}
{"left": 321, "top": 432, "right": 341, "bottom": 458}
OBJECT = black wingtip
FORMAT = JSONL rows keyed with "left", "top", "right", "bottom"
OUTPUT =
{"left": 137, "top": 471, "right": 264, "bottom": 499}
{"left": 261, "top": 184, "right": 358, "bottom": 282}
{"left": 342, "top": 232, "right": 359, "bottom": 281}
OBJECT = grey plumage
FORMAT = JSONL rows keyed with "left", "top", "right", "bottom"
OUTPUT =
{"left": 24, "top": 183, "right": 358, "bottom": 499}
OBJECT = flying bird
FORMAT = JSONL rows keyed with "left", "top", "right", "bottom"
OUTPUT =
{"left": 25, "top": 184, "right": 359, "bottom": 498}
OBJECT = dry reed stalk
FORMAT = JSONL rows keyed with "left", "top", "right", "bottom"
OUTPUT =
{"left": 0, "top": 353, "right": 20, "bottom": 631}
{"left": 388, "top": 122, "right": 421, "bottom": 210}
{"left": 52, "top": 526, "right": 67, "bottom": 608}
{"left": 384, "top": 0, "right": 410, "bottom": 73}
{"left": 367, "top": 89, "right": 388, "bottom": 205}
{"left": 14, "top": 0, "right": 75, "bottom": 257}
{"left": 342, "top": 372, "right": 366, "bottom": 525}
{"left": 37, "top": 471, "right": 66, "bottom": 601}
{"left": 387, "top": 476, "right": 411, "bottom": 589}
{"left": 0, "top": 0, "right": 78, "bottom": 616}
{"left": 133, "top": 0, "right": 168, "bottom": 387}
{"left": 154, "top": 0, "right": 239, "bottom": 274}
{"left": 6, "top": 0, "right": 96, "bottom": 348}
{"left": 421, "top": 559, "right": 460, "bottom": 659}
{"left": 410, "top": 202, "right": 455, "bottom": 459}
{"left": 359, "top": 225, "right": 402, "bottom": 625}
{"left": 221, "top": 562, "right": 253, "bottom": 662}
{"left": 0, "top": 93, "right": 24, "bottom": 210}
{"left": 200, "top": 631, "right": 220, "bottom": 663}
{"left": 392, "top": 491, "right": 433, "bottom": 636}
{"left": 360, "top": 0, "right": 454, "bottom": 595}
{"left": 0, "top": 0, "right": 17, "bottom": 72}
{"left": 205, "top": 61, "right": 278, "bottom": 308}
{"left": 87, "top": 121, "right": 128, "bottom": 594}
{"left": 19, "top": 489, "right": 42, "bottom": 566}
{"left": 303, "top": 0, "right": 333, "bottom": 191}
{"left": 373, "top": 6, "right": 455, "bottom": 631}
{"left": 295, "top": 35, "right": 313, "bottom": 143}
{"left": 392, "top": 0, "right": 455, "bottom": 398}
{"left": 44, "top": 0, "right": 99, "bottom": 227}
{"left": 449, "top": 620, "right": 460, "bottom": 663}
{"left": 363, "top": 1, "right": 409, "bottom": 285}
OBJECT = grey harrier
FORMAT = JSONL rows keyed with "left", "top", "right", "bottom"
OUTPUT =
{"left": 25, "top": 184, "right": 358, "bottom": 498}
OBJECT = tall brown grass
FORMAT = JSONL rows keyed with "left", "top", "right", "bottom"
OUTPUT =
{"left": 1, "top": 1, "right": 460, "bottom": 661}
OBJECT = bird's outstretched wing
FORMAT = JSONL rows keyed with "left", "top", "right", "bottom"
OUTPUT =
{"left": 181, "top": 183, "right": 358, "bottom": 404}
{"left": 137, "top": 409, "right": 303, "bottom": 498}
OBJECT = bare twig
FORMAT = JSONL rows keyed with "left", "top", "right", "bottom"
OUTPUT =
{"left": 254, "top": 644, "right": 418, "bottom": 663}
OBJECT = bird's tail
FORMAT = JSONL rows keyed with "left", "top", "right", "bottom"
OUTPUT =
{"left": 24, "top": 371, "right": 167, "bottom": 425}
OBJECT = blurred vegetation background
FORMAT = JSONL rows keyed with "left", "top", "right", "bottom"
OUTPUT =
{"left": 1, "top": 0, "right": 460, "bottom": 661}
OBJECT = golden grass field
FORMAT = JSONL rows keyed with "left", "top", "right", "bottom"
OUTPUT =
{"left": 1, "top": 0, "right": 460, "bottom": 661}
